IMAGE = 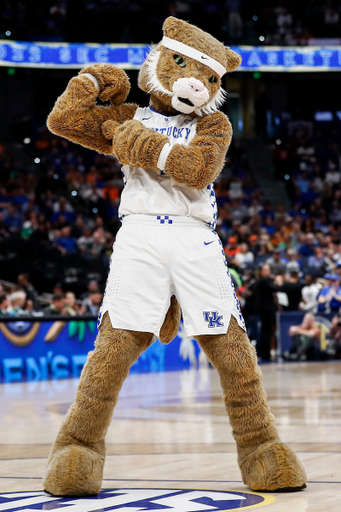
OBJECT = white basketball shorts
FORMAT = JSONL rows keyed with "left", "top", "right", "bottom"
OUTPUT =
{"left": 98, "top": 215, "right": 246, "bottom": 338}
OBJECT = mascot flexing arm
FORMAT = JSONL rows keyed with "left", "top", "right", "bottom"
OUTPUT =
{"left": 43, "top": 17, "right": 306, "bottom": 497}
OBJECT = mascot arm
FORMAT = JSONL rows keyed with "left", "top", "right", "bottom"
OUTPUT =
{"left": 47, "top": 64, "right": 138, "bottom": 155}
{"left": 164, "top": 112, "right": 232, "bottom": 189}
{"left": 103, "top": 119, "right": 169, "bottom": 168}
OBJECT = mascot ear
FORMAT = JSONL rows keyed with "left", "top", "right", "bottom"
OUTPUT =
{"left": 163, "top": 16, "right": 187, "bottom": 38}
{"left": 225, "top": 48, "right": 242, "bottom": 71}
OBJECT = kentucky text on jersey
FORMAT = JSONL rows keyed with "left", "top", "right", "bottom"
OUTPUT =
{"left": 152, "top": 126, "right": 191, "bottom": 139}
{"left": 118, "top": 106, "right": 218, "bottom": 229}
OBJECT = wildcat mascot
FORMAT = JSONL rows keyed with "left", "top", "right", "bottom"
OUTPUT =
{"left": 43, "top": 17, "right": 306, "bottom": 496}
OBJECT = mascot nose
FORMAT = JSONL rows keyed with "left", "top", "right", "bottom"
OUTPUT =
{"left": 188, "top": 77, "right": 205, "bottom": 93}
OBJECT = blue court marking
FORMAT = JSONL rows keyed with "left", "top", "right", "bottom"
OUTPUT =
{"left": 0, "top": 488, "right": 275, "bottom": 510}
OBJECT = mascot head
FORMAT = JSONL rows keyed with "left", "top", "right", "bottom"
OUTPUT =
{"left": 138, "top": 17, "right": 241, "bottom": 116}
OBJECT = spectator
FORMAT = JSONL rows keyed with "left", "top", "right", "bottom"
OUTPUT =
{"left": 254, "top": 264, "right": 277, "bottom": 361}
{"left": 285, "top": 248, "right": 300, "bottom": 274}
{"left": 307, "top": 247, "right": 327, "bottom": 275}
{"left": 65, "top": 291, "right": 85, "bottom": 315}
{"left": 234, "top": 243, "right": 254, "bottom": 269}
{"left": 56, "top": 225, "right": 77, "bottom": 254}
{"left": 298, "top": 233, "right": 316, "bottom": 257}
{"left": 317, "top": 274, "right": 341, "bottom": 313}
{"left": 225, "top": 236, "right": 241, "bottom": 259}
{"left": 241, "top": 270, "right": 259, "bottom": 343}
{"left": 0, "top": 293, "right": 9, "bottom": 315}
{"left": 266, "top": 248, "right": 286, "bottom": 276}
{"left": 248, "top": 199, "right": 262, "bottom": 218}
{"left": 325, "top": 164, "right": 341, "bottom": 187}
{"left": 43, "top": 293, "right": 67, "bottom": 315}
{"left": 80, "top": 280, "right": 100, "bottom": 301}
{"left": 7, "top": 291, "right": 30, "bottom": 315}
{"left": 77, "top": 228, "right": 93, "bottom": 252}
{"left": 288, "top": 313, "right": 320, "bottom": 361}
{"left": 82, "top": 290, "right": 103, "bottom": 316}
{"left": 274, "top": 271, "right": 304, "bottom": 311}
{"left": 329, "top": 309, "right": 341, "bottom": 359}
{"left": 2, "top": 204, "right": 23, "bottom": 232}
{"left": 248, "top": 234, "right": 260, "bottom": 257}
{"left": 299, "top": 274, "right": 321, "bottom": 313}
{"left": 17, "top": 274, "right": 38, "bottom": 309}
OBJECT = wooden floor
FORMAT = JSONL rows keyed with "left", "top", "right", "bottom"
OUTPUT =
{"left": 0, "top": 361, "right": 340, "bottom": 511}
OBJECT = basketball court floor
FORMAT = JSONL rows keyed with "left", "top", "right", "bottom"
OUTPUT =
{"left": 0, "top": 361, "right": 340, "bottom": 511}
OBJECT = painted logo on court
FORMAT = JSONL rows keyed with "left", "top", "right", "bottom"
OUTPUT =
{"left": 0, "top": 488, "right": 275, "bottom": 511}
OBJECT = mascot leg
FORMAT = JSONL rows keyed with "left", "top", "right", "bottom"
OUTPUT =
{"left": 43, "top": 312, "right": 153, "bottom": 497}
{"left": 196, "top": 316, "right": 307, "bottom": 492}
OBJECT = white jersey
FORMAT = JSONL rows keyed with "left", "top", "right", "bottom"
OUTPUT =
{"left": 118, "top": 106, "right": 218, "bottom": 229}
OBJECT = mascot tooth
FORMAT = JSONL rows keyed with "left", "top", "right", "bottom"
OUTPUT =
{"left": 43, "top": 16, "right": 307, "bottom": 497}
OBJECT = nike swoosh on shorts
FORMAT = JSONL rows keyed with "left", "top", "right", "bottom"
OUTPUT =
{"left": 204, "top": 241, "right": 214, "bottom": 245}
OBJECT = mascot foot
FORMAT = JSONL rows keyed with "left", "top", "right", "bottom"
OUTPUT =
{"left": 240, "top": 442, "right": 307, "bottom": 492}
{"left": 43, "top": 444, "right": 105, "bottom": 497}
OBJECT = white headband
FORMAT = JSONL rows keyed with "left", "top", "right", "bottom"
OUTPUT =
{"left": 161, "top": 36, "right": 226, "bottom": 78}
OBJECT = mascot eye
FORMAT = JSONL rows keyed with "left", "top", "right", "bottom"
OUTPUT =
{"left": 173, "top": 54, "right": 186, "bottom": 68}
{"left": 209, "top": 75, "right": 218, "bottom": 83}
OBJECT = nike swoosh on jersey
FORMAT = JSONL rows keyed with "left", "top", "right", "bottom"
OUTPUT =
{"left": 204, "top": 241, "right": 214, "bottom": 245}
{"left": 142, "top": 117, "right": 152, "bottom": 121}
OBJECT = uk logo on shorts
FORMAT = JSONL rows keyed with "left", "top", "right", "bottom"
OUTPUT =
{"left": 0, "top": 488, "right": 275, "bottom": 511}
{"left": 204, "top": 311, "right": 224, "bottom": 328}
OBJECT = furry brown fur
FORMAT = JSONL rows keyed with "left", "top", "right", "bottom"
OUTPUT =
{"left": 44, "top": 15, "right": 306, "bottom": 497}
{"left": 196, "top": 316, "right": 306, "bottom": 491}
{"left": 44, "top": 313, "right": 153, "bottom": 496}
{"left": 47, "top": 66, "right": 137, "bottom": 156}
{"left": 159, "top": 295, "right": 182, "bottom": 345}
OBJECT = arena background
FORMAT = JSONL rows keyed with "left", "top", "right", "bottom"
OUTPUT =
{"left": 0, "top": 2, "right": 341, "bottom": 512}
{"left": 0, "top": 0, "right": 341, "bottom": 370}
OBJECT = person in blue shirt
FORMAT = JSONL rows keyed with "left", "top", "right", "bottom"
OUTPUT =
{"left": 56, "top": 225, "right": 77, "bottom": 254}
{"left": 298, "top": 232, "right": 316, "bottom": 257}
{"left": 317, "top": 274, "right": 341, "bottom": 312}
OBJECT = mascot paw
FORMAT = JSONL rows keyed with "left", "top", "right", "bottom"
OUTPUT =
{"left": 102, "top": 120, "right": 119, "bottom": 140}
{"left": 80, "top": 64, "right": 130, "bottom": 105}
{"left": 43, "top": 444, "right": 105, "bottom": 497}
{"left": 240, "top": 442, "right": 307, "bottom": 492}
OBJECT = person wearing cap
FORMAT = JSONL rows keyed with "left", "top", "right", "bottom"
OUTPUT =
{"left": 317, "top": 274, "right": 341, "bottom": 312}
{"left": 249, "top": 234, "right": 260, "bottom": 257}
{"left": 225, "top": 236, "right": 241, "bottom": 259}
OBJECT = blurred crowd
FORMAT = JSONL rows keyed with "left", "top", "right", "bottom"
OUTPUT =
{"left": 262, "top": 1, "right": 341, "bottom": 46}
{"left": 1, "top": 0, "right": 340, "bottom": 46}
{"left": 0, "top": 274, "right": 103, "bottom": 317}
{"left": 1, "top": 117, "right": 341, "bottom": 360}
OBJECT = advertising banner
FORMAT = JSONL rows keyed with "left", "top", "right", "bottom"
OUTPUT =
{"left": 0, "top": 318, "right": 205, "bottom": 384}
{"left": 1, "top": 40, "right": 341, "bottom": 72}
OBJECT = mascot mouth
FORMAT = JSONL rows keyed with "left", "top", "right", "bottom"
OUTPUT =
{"left": 178, "top": 97, "right": 194, "bottom": 107}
